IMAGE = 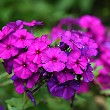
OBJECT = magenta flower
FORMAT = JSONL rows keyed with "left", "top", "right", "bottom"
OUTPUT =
{"left": 61, "top": 31, "right": 82, "bottom": 49}
{"left": 47, "top": 76, "right": 80, "bottom": 100}
{"left": 81, "top": 36, "right": 98, "bottom": 56}
{"left": 0, "top": 26, "right": 12, "bottom": 40}
{"left": 14, "top": 79, "right": 25, "bottom": 94}
{"left": 77, "top": 81, "right": 89, "bottom": 94}
{"left": 79, "top": 15, "right": 106, "bottom": 43}
{"left": 79, "top": 15, "right": 101, "bottom": 29}
{"left": 97, "top": 74, "right": 110, "bottom": 90}
{"left": 0, "top": 36, "right": 20, "bottom": 59}
{"left": 41, "top": 48, "right": 67, "bottom": 72}
{"left": 66, "top": 51, "right": 88, "bottom": 74}
{"left": 58, "top": 17, "right": 79, "bottom": 30}
{"left": 13, "top": 29, "right": 34, "bottom": 48}
{"left": 54, "top": 70, "right": 75, "bottom": 83}
{"left": 27, "top": 41, "right": 47, "bottom": 65}
{"left": 23, "top": 20, "right": 43, "bottom": 27}
{"left": 50, "top": 26, "right": 64, "bottom": 41}
{"left": 101, "top": 49, "right": 110, "bottom": 65}
{"left": 0, "top": 18, "right": 99, "bottom": 103}
{"left": 26, "top": 73, "right": 40, "bottom": 89}
{"left": 7, "top": 20, "right": 23, "bottom": 30}
{"left": 37, "top": 35, "right": 52, "bottom": 45}
{"left": 13, "top": 53, "right": 38, "bottom": 79}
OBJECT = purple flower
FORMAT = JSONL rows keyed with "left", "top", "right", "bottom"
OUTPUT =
{"left": 47, "top": 76, "right": 80, "bottom": 100}
{"left": 27, "top": 91, "right": 36, "bottom": 106}
{"left": 0, "top": 105, "right": 4, "bottom": 110}
{"left": 11, "top": 74, "right": 19, "bottom": 81}
{"left": 37, "top": 35, "right": 52, "bottom": 45}
{"left": 2, "top": 58, "right": 13, "bottom": 74}
{"left": 82, "top": 64, "right": 94, "bottom": 82}
{"left": 66, "top": 51, "right": 88, "bottom": 74}
{"left": 79, "top": 15, "right": 101, "bottom": 29}
{"left": 13, "top": 53, "right": 38, "bottom": 79}
{"left": 79, "top": 15, "right": 106, "bottom": 43}
{"left": 58, "top": 17, "right": 78, "bottom": 30}
{"left": 101, "top": 49, "right": 110, "bottom": 65}
{"left": 13, "top": 29, "right": 34, "bottom": 48}
{"left": 54, "top": 70, "right": 75, "bottom": 83}
{"left": 81, "top": 36, "right": 98, "bottom": 56}
{"left": 0, "top": 36, "right": 20, "bottom": 59}
{"left": 97, "top": 74, "right": 110, "bottom": 90}
{"left": 50, "top": 26, "right": 64, "bottom": 41}
{"left": 61, "top": 31, "right": 82, "bottom": 50}
{"left": 27, "top": 41, "right": 47, "bottom": 65}
{"left": 0, "top": 26, "right": 12, "bottom": 40}
{"left": 77, "top": 81, "right": 89, "bottom": 93}
{"left": 26, "top": 73, "right": 40, "bottom": 89}
{"left": 7, "top": 20, "right": 23, "bottom": 30}
{"left": 41, "top": 48, "right": 67, "bottom": 72}
{"left": 14, "top": 79, "right": 25, "bottom": 94}
{"left": 23, "top": 20, "right": 43, "bottom": 27}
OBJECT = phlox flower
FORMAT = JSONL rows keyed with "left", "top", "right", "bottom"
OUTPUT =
{"left": 54, "top": 69, "right": 75, "bottom": 83}
{"left": 13, "top": 29, "right": 34, "bottom": 48}
{"left": 61, "top": 31, "right": 82, "bottom": 50}
{"left": 41, "top": 48, "right": 67, "bottom": 72}
{"left": 13, "top": 53, "right": 38, "bottom": 79}
{"left": 27, "top": 41, "right": 47, "bottom": 65}
{"left": 47, "top": 76, "right": 80, "bottom": 100}
{"left": 0, "top": 36, "right": 20, "bottom": 59}
{"left": 82, "top": 64, "right": 94, "bottom": 82}
{"left": 0, "top": 26, "right": 12, "bottom": 40}
{"left": 66, "top": 50, "right": 88, "bottom": 74}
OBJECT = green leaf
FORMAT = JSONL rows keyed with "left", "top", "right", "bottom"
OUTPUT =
{"left": 7, "top": 104, "right": 17, "bottom": 110}
{"left": 0, "top": 80, "right": 13, "bottom": 86}
{"left": 6, "top": 97, "right": 33, "bottom": 110}
{"left": 91, "top": 63, "right": 95, "bottom": 68}
{"left": 75, "top": 94, "right": 86, "bottom": 102}
{"left": 47, "top": 97, "right": 70, "bottom": 110}
{"left": 93, "top": 66, "right": 103, "bottom": 77}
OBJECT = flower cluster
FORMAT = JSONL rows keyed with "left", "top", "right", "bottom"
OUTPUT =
{"left": 51, "top": 15, "right": 110, "bottom": 93}
{"left": 79, "top": 15, "right": 110, "bottom": 91}
{"left": 79, "top": 15, "right": 106, "bottom": 43}
{"left": 0, "top": 19, "right": 97, "bottom": 105}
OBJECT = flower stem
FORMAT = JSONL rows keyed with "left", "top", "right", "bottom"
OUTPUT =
{"left": 70, "top": 92, "right": 76, "bottom": 110}
{"left": 32, "top": 81, "right": 46, "bottom": 94}
{"left": 22, "top": 93, "right": 27, "bottom": 110}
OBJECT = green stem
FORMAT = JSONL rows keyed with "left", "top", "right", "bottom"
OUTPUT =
{"left": 32, "top": 81, "right": 46, "bottom": 94}
{"left": 22, "top": 93, "right": 27, "bottom": 110}
{"left": 71, "top": 92, "right": 76, "bottom": 110}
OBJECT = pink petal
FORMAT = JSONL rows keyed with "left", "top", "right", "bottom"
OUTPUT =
{"left": 53, "top": 62, "right": 65, "bottom": 72}
{"left": 43, "top": 61, "right": 54, "bottom": 72}
{"left": 73, "top": 64, "right": 83, "bottom": 74}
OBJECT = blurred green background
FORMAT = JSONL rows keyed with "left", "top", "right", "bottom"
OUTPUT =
{"left": 0, "top": 0, "right": 110, "bottom": 110}
{"left": 0, "top": 0, "right": 110, "bottom": 29}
